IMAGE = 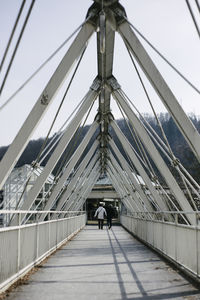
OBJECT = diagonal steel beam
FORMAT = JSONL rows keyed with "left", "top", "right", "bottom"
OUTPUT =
{"left": 110, "top": 89, "right": 195, "bottom": 224}
{"left": 110, "top": 120, "right": 171, "bottom": 213}
{"left": 61, "top": 157, "right": 100, "bottom": 213}
{"left": 0, "top": 22, "right": 96, "bottom": 190}
{"left": 52, "top": 142, "right": 99, "bottom": 214}
{"left": 107, "top": 160, "right": 141, "bottom": 213}
{"left": 118, "top": 20, "right": 200, "bottom": 162}
{"left": 38, "top": 121, "right": 99, "bottom": 221}
{"left": 10, "top": 84, "right": 100, "bottom": 225}
{"left": 109, "top": 138, "right": 156, "bottom": 213}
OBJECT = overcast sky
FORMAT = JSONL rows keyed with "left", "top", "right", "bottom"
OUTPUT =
{"left": 0, "top": 0, "right": 200, "bottom": 147}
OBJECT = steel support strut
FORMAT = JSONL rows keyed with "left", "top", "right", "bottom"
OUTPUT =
{"left": 0, "top": 22, "right": 96, "bottom": 190}
{"left": 118, "top": 20, "right": 200, "bottom": 162}
{"left": 38, "top": 122, "right": 99, "bottom": 222}
{"left": 54, "top": 146, "right": 99, "bottom": 215}
{"left": 10, "top": 83, "right": 100, "bottom": 226}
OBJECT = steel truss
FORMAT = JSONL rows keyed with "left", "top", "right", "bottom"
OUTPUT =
{"left": 1, "top": 0, "right": 200, "bottom": 226}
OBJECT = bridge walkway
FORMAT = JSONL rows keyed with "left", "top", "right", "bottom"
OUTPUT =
{"left": 6, "top": 225, "right": 200, "bottom": 300}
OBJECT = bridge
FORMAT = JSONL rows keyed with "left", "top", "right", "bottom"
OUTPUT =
{"left": 0, "top": 0, "right": 200, "bottom": 298}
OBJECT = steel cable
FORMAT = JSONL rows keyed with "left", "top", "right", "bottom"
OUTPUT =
{"left": 0, "top": 0, "right": 36, "bottom": 96}
{"left": 195, "top": 0, "right": 200, "bottom": 14}
{"left": 122, "top": 17, "right": 200, "bottom": 95}
{"left": 0, "top": 0, "right": 26, "bottom": 73}
{"left": 0, "top": 16, "right": 92, "bottom": 111}
{"left": 185, "top": 0, "right": 200, "bottom": 39}
{"left": 8, "top": 46, "right": 88, "bottom": 214}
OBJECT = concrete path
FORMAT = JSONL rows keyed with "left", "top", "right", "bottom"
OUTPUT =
{"left": 6, "top": 225, "right": 200, "bottom": 300}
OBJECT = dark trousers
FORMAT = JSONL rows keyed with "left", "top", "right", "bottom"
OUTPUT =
{"left": 98, "top": 219, "right": 104, "bottom": 229}
{"left": 107, "top": 217, "right": 112, "bottom": 228}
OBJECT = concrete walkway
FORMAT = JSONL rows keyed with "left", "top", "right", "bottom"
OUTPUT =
{"left": 7, "top": 225, "right": 200, "bottom": 300}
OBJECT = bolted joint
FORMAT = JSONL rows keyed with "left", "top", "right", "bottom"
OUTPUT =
{"left": 90, "top": 76, "right": 102, "bottom": 91}
{"left": 41, "top": 92, "right": 49, "bottom": 105}
{"left": 172, "top": 157, "right": 180, "bottom": 167}
{"left": 151, "top": 175, "right": 158, "bottom": 183}
{"left": 107, "top": 76, "right": 121, "bottom": 91}
{"left": 112, "top": 3, "right": 127, "bottom": 26}
{"left": 31, "top": 160, "right": 39, "bottom": 168}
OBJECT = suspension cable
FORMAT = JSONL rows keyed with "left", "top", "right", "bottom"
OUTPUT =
{"left": 114, "top": 103, "right": 165, "bottom": 215}
{"left": 9, "top": 48, "right": 88, "bottom": 213}
{"left": 33, "top": 47, "right": 87, "bottom": 168}
{"left": 0, "top": 15, "right": 92, "bottom": 111}
{"left": 122, "top": 17, "right": 200, "bottom": 95}
{"left": 122, "top": 39, "right": 195, "bottom": 209}
{"left": 39, "top": 96, "right": 86, "bottom": 165}
{"left": 0, "top": 0, "right": 36, "bottom": 96}
{"left": 195, "top": 0, "right": 200, "bottom": 14}
{"left": 119, "top": 89, "right": 200, "bottom": 203}
{"left": 116, "top": 100, "right": 155, "bottom": 178}
{"left": 0, "top": 0, "right": 26, "bottom": 73}
{"left": 123, "top": 39, "right": 176, "bottom": 161}
{"left": 185, "top": 0, "right": 200, "bottom": 39}
{"left": 37, "top": 102, "right": 97, "bottom": 215}
{"left": 54, "top": 99, "right": 95, "bottom": 180}
{"left": 115, "top": 95, "right": 192, "bottom": 222}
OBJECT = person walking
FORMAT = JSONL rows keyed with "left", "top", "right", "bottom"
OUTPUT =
{"left": 94, "top": 203, "right": 107, "bottom": 229}
{"left": 106, "top": 204, "right": 115, "bottom": 229}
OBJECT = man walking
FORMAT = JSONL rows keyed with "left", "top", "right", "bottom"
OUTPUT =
{"left": 106, "top": 204, "right": 115, "bottom": 229}
{"left": 94, "top": 203, "right": 107, "bottom": 229}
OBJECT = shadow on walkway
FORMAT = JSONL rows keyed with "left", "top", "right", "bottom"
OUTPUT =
{"left": 5, "top": 225, "right": 200, "bottom": 300}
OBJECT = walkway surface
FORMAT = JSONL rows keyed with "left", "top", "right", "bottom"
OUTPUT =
{"left": 6, "top": 225, "right": 200, "bottom": 300}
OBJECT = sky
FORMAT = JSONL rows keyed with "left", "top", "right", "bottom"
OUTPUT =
{"left": 0, "top": 0, "right": 200, "bottom": 147}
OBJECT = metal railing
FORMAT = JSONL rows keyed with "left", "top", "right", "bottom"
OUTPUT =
{"left": 0, "top": 210, "right": 86, "bottom": 293}
{"left": 120, "top": 211, "right": 200, "bottom": 282}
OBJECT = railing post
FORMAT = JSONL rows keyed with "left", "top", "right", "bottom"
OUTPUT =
{"left": 36, "top": 213, "right": 39, "bottom": 260}
{"left": 17, "top": 213, "right": 21, "bottom": 273}
{"left": 48, "top": 213, "right": 51, "bottom": 250}
{"left": 162, "top": 212, "right": 164, "bottom": 253}
{"left": 196, "top": 212, "right": 199, "bottom": 277}
{"left": 56, "top": 214, "right": 58, "bottom": 249}
{"left": 175, "top": 213, "right": 178, "bottom": 262}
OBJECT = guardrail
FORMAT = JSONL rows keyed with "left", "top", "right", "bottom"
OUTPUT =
{"left": 121, "top": 211, "right": 200, "bottom": 283}
{"left": 0, "top": 210, "right": 87, "bottom": 293}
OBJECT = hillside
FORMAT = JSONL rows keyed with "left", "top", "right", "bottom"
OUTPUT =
{"left": 0, "top": 113, "right": 200, "bottom": 183}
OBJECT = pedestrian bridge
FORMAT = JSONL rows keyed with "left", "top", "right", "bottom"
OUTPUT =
{"left": 0, "top": 0, "right": 200, "bottom": 297}
{"left": 0, "top": 210, "right": 200, "bottom": 298}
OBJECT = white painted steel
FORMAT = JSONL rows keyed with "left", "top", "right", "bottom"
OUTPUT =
{"left": 0, "top": 211, "right": 86, "bottom": 293}
{"left": 112, "top": 90, "right": 195, "bottom": 224}
{"left": 71, "top": 165, "right": 100, "bottom": 211}
{"left": 0, "top": 23, "right": 95, "bottom": 191}
{"left": 107, "top": 160, "right": 140, "bottom": 212}
{"left": 62, "top": 158, "right": 100, "bottom": 213}
{"left": 39, "top": 121, "right": 99, "bottom": 220}
{"left": 108, "top": 151, "right": 147, "bottom": 212}
{"left": 110, "top": 120, "right": 170, "bottom": 214}
{"left": 118, "top": 21, "right": 200, "bottom": 162}
{"left": 10, "top": 88, "right": 99, "bottom": 226}
{"left": 109, "top": 139, "right": 154, "bottom": 213}
{"left": 121, "top": 213, "right": 200, "bottom": 281}
{"left": 57, "top": 153, "right": 99, "bottom": 215}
